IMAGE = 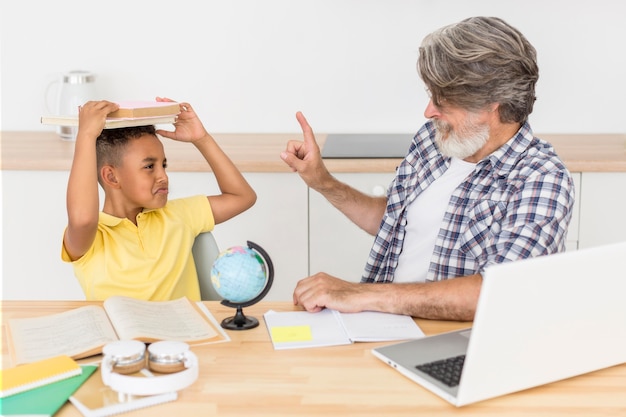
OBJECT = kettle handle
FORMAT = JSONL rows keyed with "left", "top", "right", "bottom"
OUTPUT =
{"left": 44, "top": 78, "right": 60, "bottom": 115}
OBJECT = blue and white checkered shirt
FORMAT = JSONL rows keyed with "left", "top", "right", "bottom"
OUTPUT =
{"left": 361, "top": 120, "right": 575, "bottom": 283}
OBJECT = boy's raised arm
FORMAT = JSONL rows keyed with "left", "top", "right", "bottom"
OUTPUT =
{"left": 63, "top": 101, "right": 119, "bottom": 261}
{"left": 155, "top": 98, "right": 256, "bottom": 224}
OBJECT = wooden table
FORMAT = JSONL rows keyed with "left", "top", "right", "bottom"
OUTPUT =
{"left": 2, "top": 301, "right": 626, "bottom": 416}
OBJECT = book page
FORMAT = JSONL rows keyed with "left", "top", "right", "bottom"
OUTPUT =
{"left": 103, "top": 296, "right": 222, "bottom": 344}
{"left": 263, "top": 309, "right": 352, "bottom": 350}
{"left": 339, "top": 311, "right": 425, "bottom": 342}
{"left": 263, "top": 309, "right": 425, "bottom": 350}
{"left": 6, "top": 306, "right": 119, "bottom": 365}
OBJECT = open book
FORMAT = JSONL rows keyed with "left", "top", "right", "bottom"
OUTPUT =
{"left": 6, "top": 296, "right": 228, "bottom": 366}
{"left": 264, "top": 309, "right": 424, "bottom": 350}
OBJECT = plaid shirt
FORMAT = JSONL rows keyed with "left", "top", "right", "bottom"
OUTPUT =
{"left": 361, "top": 120, "right": 575, "bottom": 283}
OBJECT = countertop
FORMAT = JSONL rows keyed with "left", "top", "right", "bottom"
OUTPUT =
{"left": 2, "top": 131, "right": 626, "bottom": 173}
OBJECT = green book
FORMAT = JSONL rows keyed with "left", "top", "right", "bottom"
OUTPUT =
{"left": 0, "top": 365, "right": 97, "bottom": 416}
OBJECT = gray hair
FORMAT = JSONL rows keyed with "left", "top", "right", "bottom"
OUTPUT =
{"left": 418, "top": 16, "right": 538, "bottom": 123}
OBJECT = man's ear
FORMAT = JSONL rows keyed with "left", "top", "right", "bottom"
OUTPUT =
{"left": 101, "top": 166, "right": 120, "bottom": 188}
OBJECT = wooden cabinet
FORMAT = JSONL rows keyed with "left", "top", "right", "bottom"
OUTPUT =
{"left": 309, "top": 173, "right": 395, "bottom": 283}
{"left": 578, "top": 173, "right": 626, "bottom": 249}
{"left": 2, "top": 170, "right": 83, "bottom": 300}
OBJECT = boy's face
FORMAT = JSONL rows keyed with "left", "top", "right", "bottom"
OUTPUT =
{"left": 115, "top": 134, "right": 169, "bottom": 210}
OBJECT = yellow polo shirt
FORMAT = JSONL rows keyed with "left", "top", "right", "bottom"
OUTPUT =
{"left": 62, "top": 195, "right": 214, "bottom": 301}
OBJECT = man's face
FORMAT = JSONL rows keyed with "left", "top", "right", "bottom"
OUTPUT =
{"left": 423, "top": 94, "right": 492, "bottom": 159}
{"left": 432, "top": 112, "right": 490, "bottom": 159}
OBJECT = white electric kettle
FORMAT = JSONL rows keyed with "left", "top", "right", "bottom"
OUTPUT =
{"left": 45, "top": 70, "right": 97, "bottom": 140}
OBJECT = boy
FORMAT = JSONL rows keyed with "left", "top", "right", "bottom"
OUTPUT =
{"left": 62, "top": 98, "right": 256, "bottom": 301}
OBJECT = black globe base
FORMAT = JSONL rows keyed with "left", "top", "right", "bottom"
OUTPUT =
{"left": 217, "top": 241, "right": 274, "bottom": 331}
{"left": 221, "top": 305, "right": 259, "bottom": 330}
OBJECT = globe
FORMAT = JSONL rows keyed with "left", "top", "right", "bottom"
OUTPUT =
{"left": 210, "top": 241, "right": 274, "bottom": 330}
{"left": 211, "top": 246, "right": 266, "bottom": 303}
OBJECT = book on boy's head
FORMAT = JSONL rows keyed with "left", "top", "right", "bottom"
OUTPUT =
{"left": 106, "top": 101, "right": 180, "bottom": 119}
{"left": 41, "top": 114, "right": 178, "bottom": 129}
{"left": 40, "top": 100, "right": 180, "bottom": 129}
{"left": 6, "top": 296, "right": 229, "bottom": 366}
{"left": 0, "top": 355, "right": 82, "bottom": 398}
{"left": 0, "top": 365, "right": 97, "bottom": 417}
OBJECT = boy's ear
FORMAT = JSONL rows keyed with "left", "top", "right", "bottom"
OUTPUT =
{"left": 101, "top": 166, "right": 120, "bottom": 188}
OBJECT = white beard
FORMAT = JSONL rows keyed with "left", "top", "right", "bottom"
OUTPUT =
{"left": 433, "top": 116, "right": 489, "bottom": 159}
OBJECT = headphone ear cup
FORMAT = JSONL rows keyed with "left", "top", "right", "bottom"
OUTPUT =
{"left": 148, "top": 341, "right": 189, "bottom": 374}
{"left": 101, "top": 340, "right": 199, "bottom": 397}
{"left": 103, "top": 340, "right": 146, "bottom": 374}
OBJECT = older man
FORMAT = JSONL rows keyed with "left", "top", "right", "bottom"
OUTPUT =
{"left": 280, "top": 16, "right": 574, "bottom": 321}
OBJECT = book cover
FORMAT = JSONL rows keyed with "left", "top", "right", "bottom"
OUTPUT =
{"left": 0, "top": 365, "right": 96, "bottom": 416}
{"left": 106, "top": 101, "right": 180, "bottom": 118}
{"left": 0, "top": 355, "right": 82, "bottom": 398}
{"left": 40, "top": 114, "right": 177, "bottom": 129}
{"left": 69, "top": 367, "right": 177, "bottom": 417}
{"left": 40, "top": 100, "right": 180, "bottom": 129}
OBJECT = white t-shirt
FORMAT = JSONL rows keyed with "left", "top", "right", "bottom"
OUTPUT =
{"left": 393, "top": 157, "right": 476, "bottom": 283}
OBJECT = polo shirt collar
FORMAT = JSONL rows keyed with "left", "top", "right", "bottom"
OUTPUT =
{"left": 99, "top": 208, "right": 159, "bottom": 227}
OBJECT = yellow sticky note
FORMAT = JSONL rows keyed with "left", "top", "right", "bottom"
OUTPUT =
{"left": 271, "top": 325, "right": 313, "bottom": 343}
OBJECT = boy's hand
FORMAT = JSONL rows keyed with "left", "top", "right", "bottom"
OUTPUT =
{"left": 155, "top": 97, "right": 209, "bottom": 143}
{"left": 77, "top": 101, "right": 119, "bottom": 139}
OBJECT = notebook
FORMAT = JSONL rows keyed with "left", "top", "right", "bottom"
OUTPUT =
{"left": 372, "top": 241, "right": 626, "bottom": 406}
{"left": 0, "top": 355, "right": 82, "bottom": 397}
{"left": 0, "top": 365, "right": 96, "bottom": 416}
{"left": 321, "top": 134, "right": 413, "bottom": 158}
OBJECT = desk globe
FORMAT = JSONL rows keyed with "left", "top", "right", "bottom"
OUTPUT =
{"left": 210, "top": 241, "right": 274, "bottom": 330}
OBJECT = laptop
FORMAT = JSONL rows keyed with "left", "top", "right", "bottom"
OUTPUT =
{"left": 372, "top": 241, "right": 626, "bottom": 406}
{"left": 321, "top": 133, "right": 413, "bottom": 159}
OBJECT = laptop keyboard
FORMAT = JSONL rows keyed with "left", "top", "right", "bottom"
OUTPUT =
{"left": 416, "top": 355, "right": 465, "bottom": 387}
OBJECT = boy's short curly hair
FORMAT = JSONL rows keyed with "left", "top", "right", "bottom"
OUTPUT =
{"left": 96, "top": 125, "right": 157, "bottom": 184}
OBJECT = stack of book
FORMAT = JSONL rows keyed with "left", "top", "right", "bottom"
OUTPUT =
{"left": 41, "top": 101, "right": 181, "bottom": 129}
{"left": 0, "top": 355, "right": 97, "bottom": 416}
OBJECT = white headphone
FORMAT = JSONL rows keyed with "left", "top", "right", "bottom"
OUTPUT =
{"left": 101, "top": 340, "right": 199, "bottom": 396}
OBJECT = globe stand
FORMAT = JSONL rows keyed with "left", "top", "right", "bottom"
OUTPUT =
{"left": 219, "top": 241, "right": 274, "bottom": 331}
{"left": 220, "top": 305, "right": 259, "bottom": 330}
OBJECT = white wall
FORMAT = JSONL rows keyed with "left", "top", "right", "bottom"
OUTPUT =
{"left": 1, "top": 0, "right": 625, "bottom": 135}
